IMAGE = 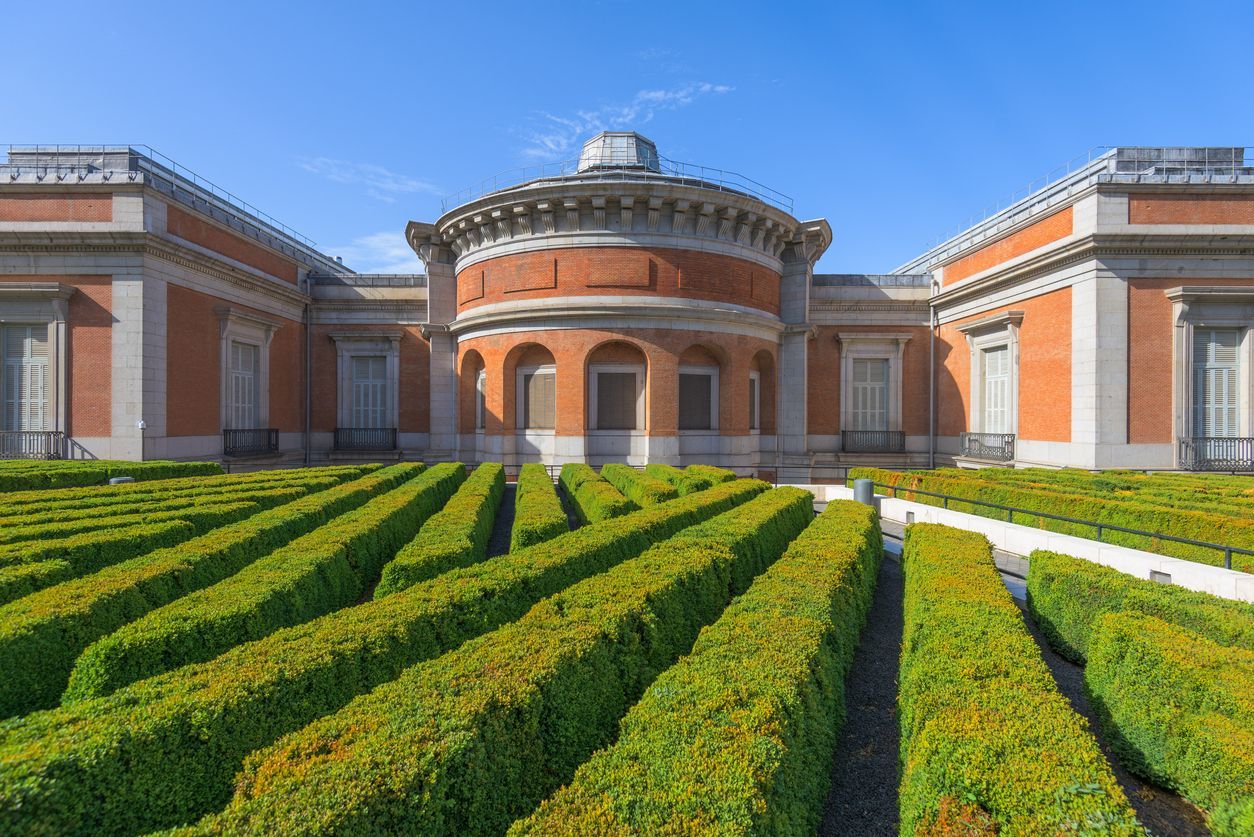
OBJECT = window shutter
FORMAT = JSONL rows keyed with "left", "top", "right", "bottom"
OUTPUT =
{"left": 850, "top": 358, "right": 888, "bottom": 431}
{"left": 678, "top": 373, "right": 713, "bottom": 430}
{"left": 523, "top": 372, "right": 555, "bottom": 429}
{"left": 1193, "top": 328, "right": 1240, "bottom": 438}
{"left": 748, "top": 376, "right": 759, "bottom": 430}
{"left": 596, "top": 372, "right": 638, "bottom": 430}
{"left": 2, "top": 325, "right": 49, "bottom": 431}
{"left": 351, "top": 356, "right": 388, "bottom": 429}
{"left": 982, "top": 346, "right": 1009, "bottom": 434}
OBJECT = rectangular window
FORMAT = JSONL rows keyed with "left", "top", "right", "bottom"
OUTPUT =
{"left": 679, "top": 372, "right": 714, "bottom": 430}
{"left": 1193, "top": 328, "right": 1240, "bottom": 437}
{"left": 228, "top": 340, "right": 259, "bottom": 430}
{"left": 2, "top": 324, "right": 49, "bottom": 431}
{"left": 351, "top": 355, "right": 389, "bottom": 429}
{"left": 475, "top": 369, "right": 486, "bottom": 431}
{"left": 748, "top": 373, "right": 760, "bottom": 431}
{"left": 850, "top": 358, "right": 888, "bottom": 431}
{"left": 596, "top": 371, "right": 638, "bottom": 430}
{"left": 982, "top": 345, "right": 1010, "bottom": 434}
{"left": 521, "top": 370, "right": 555, "bottom": 430}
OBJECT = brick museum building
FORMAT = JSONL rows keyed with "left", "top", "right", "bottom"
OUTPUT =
{"left": 1, "top": 134, "right": 1251, "bottom": 476}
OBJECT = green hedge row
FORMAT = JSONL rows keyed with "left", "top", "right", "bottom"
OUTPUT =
{"left": 198, "top": 487, "right": 813, "bottom": 833}
{"left": 374, "top": 463, "right": 501, "bottom": 597}
{"left": 644, "top": 462, "right": 713, "bottom": 495}
{"left": 510, "top": 464, "right": 568, "bottom": 551}
{"left": 687, "top": 463, "right": 737, "bottom": 483}
{"left": 851, "top": 467, "right": 1253, "bottom": 571}
{"left": 514, "top": 498, "right": 880, "bottom": 834}
{"left": 1026, "top": 550, "right": 1254, "bottom": 663}
{"left": 1087, "top": 612, "right": 1253, "bottom": 834}
{"left": 60, "top": 463, "right": 451, "bottom": 702}
{"left": 0, "top": 460, "right": 223, "bottom": 491}
{"left": 898, "top": 524, "right": 1141, "bottom": 834}
{"left": 601, "top": 462, "right": 679, "bottom": 505}
{"left": 0, "top": 466, "right": 412, "bottom": 717}
{"left": 0, "top": 478, "right": 766, "bottom": 835}
{"left": 0, "top": 464, "right": 369, "bottom": 517}
{"left": 559, "top": 462, "right": 635, "bottom": 523}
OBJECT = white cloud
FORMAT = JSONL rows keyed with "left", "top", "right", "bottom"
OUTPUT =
{"left": 298, "top": 157, "right": 441, "bottom": 202}
{"left": 323, "top": 230, "right": 422, "bottom": 274}
{"left": 519, "top": 82, "right": 734, "bottom": 160}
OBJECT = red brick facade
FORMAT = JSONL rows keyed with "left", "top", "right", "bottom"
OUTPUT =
{"left": 1129, "top": 194, "right": 1254, "bottom": 225}
{"left": 165, "top": 205, "right": 299, "bottom": 284}
{"left": 941, "top": 207, "right": 1073, "bottom": 285}
{"left": 0, "top": 193, "right": 112, "bottom": 222}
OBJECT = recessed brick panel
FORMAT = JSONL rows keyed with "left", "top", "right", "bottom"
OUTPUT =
{"left": 942, "top": 207, "right": 1073, "bottom": 285}
{"left": 499, "top": 258, "right": 557, "bottom": 293}
{"left": 1129, "top": 194, "right": 1254, "bottom": 225}
{"left": 0, "top": 193, "right": 112, "bottom": 222}
{"left": 458, "top": 270, "right": 485, "bottom": 304}
{"left": 165, "top": 205, "right": 299, "bottom": 284}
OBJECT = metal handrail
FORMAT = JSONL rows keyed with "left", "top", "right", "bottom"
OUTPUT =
{"left": 875, "top": 482, "right": 1252, "bottom": 570}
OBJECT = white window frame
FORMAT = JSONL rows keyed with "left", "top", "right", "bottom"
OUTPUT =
{"left": 836, "top": 333, "right": 911, "bottom": 441}
{"left": 475, "top": 368, "right": 487, "bottom": 432}
{"left": 748, "top": 370, "right": 761, "bottom": 434}
{"left": 329, "top": 331, "right": 401, "bottom": 431}
{"left": 588, "top": 362, "right": 646, "bottom": 432}
{"left": 1168, "top": 287, "right": 1254, "bottom": 440}
{"left": 515, "top": 363, "right": 556, "bottom": 432}
{"left": 0, "top": 283, "right": 72, "bottom": 433}
{"left": 678, "top": 364, "right": 719, "bottom": 433}
{"left": 216, "top": 307, "right": 279, "bottom": 433}
{"left": 957, "top": 312, "right": 1022, "bottom": 436}
{"left": 227, "top": 339, "right": 261, "bottom": 430}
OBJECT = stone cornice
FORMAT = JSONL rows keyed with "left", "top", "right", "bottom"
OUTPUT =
{"left": 0, "top": 281, "right": 76, "bottom": 301}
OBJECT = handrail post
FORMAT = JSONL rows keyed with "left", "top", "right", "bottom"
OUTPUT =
{"left": 1225, "top": 548, "right": 1232, "bottom": 571}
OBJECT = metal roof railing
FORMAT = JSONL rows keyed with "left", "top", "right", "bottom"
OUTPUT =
{"left": 442, "top": 154, "right": 794, "bottom": 214}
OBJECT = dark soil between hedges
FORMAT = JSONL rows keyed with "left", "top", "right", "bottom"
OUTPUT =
{"left": 485, "top": 482, "right": 517, "bottom": 559}
{"left": 819, "top": 552, "right": 903, "bottom": 836}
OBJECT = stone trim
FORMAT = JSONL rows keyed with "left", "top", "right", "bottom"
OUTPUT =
{"left": 329, "top": 331, "right": 402, "bottom": 431}
{"left": 216, "top": 306, "right": 279, "bottom": 431}
{"left": 835, "top": 332, "right": 911, "bottom": 437}
{"left": 0, "top": 281, "right": 74, "bottom": 433}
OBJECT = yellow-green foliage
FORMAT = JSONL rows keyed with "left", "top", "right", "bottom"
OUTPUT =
{"left": 1027, "top": 550, "right": 1254, "bottom": 663}
{"left": 559, "top": 462, "right": 635, "bottom": 522}
{"left": 1086, "top": 612, "right": 1254, "bottom": 833}
{"left": 687, "top": 464, "right": 737, "bottom": 483}
{"left": 644, "top": 462, "right": 714, "bottom": 495}
{"left": 60, "top": 463, "right": 446, "bottom": 702}
{"left": 510, "top": 464, "right": 568, "bottom": 550}
{"left": 375, "top": 463, "right": 501, "bottom": 597}
{"left": 0, "top": 467, "right": 406, "bottom": 718}
{"left": 514, "top": 499, "right": 879, "bottom": 835}
{"left": 601, "top": 462, "right": 679, "bottom": 506}
{"left": 0, "top": 478, "right": 765, "bottom": 835}
{"left": 851, "top": 467, "right": 1254, "bottom": 571}
{"left": 195, "top": 488, "right": 813, "bottom": 834}
{"left": 0, "top": 460, "right": 222, "bottom": 491}
{"left": 899, "top": 524, "right": 1142, "bottom": 835}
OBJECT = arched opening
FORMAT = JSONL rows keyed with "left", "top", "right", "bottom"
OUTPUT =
{"left": 500, "top": 342, "right": 557, "bottom": 434}
{"left": 586, "top": 340, "right": 648, "bottom": 431}
{"left": 751, "top": 349, "right": 777, "bottom": 435}
{"left": 457, "top": 348, "right": 486, "bottom": 435}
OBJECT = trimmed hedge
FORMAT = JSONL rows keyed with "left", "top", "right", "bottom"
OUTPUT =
{"left": 852, "top": 467, "right": 1254, "bottom": 570}
{"left": 687, "top": 463, "right": 737, "bottom": 483}
{"left": 60, "top": 463, "right": 452, "bottom": 701}
{"left": 510, "top": 464, "right": 568, "bottom": 551}
{"left": 1086, "top": 612, "right": 1254, "bottom": 833}
{"left": 644, "top": 462, "right": 714, "bottom": 495}
{"left": 559, "top": 462, "right": 635, "bottom": 523}
{"left": 0, "top": 459, "right": 222, "bottom": 491}
{"left": 514, "top": 498, "right": 881, "bottom": 835}
{"left": 0, "top": 478, "right": 766, "bottom": 835}
{"left": 0, "top": 466, "right": 411, "bottom": 717}
{"left": 0, "top": 465, "right": 366, "bottom": 517}
{"left": 198, "top": 487, "right": 813, "bottom": 833}
{"left": 899, "top": 524, "right": 1141, "bottom": 834}
{"left": 601, "top": 462, "right": 679, "bottom": 506}
{"left": 1027, "top": 550, "right": 1254, "bottom": 663}
{"left": 373, "top": 463, "right": 501, "bottom": 597}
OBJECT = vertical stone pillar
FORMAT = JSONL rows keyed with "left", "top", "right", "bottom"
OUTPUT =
{"left": 776, "top": 224, "right": 829, "bottom": 481}
{"left": 409, "top": 223, "right": 457, "bottom": 461}
{"left": 1070, "top": 270, "right": 1129, "bottom": 468}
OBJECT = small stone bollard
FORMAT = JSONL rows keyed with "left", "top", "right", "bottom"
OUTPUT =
{"left": 853, "top": 478, "right": 875, "bottom": 506}
{"left": 108, "top": 476, "right": 135, "bottom": 485}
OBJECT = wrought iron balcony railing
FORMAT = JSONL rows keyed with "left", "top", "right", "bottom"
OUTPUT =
{"left": 1178, "top": 437, "right": 1254, "bottom": 472}
{"left": 0, "top": 430, "right": 66, "bottom": 459}
{"left": 960, "top": 432, "right": 1016, "bottom": 462}
{"left": 223, "top": 428, "right": 279, "bottom": 456}
{"left": 841, "top": 430, "right": 906, "bottom": 453}
{"left": 334, "top": 427, "right": 397, "bottom": 451}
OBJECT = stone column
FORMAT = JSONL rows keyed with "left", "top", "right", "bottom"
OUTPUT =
{"left": 776, "top": 224, "right": 829, "bottom": 481}
{"left": 409, "top": 223, "right": 458, "bottom": 462}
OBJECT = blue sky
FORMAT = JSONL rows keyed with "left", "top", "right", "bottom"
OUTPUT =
{"left": 6, "top": 0, "right": 1251, "bottom": 273}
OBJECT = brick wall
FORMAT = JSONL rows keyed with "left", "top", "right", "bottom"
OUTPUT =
{"left": 1129, "top": 194, "right": 1254, "bottom": 225}
{"left": 165, "top": 205, "right": 299, "bottom": 284}
{"left": 0, "top": 193, "right": 112, "bottom": 222}
{"left": 941, "top": 207, "right": 1073, "bottom": 286}
{"left": 456, "top": 247, "right": 781, "bottom": 316}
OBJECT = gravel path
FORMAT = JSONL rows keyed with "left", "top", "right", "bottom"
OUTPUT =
{"left": 819, "top": 552, "right": 903, "bottom": 836}
{"left": 485, "top": 482, "right": 516, "bottom": 559}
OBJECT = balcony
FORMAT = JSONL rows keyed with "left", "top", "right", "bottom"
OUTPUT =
{"left": 841, "top": 430, "right": 905, "bottom": 453}
{"left": 223, "top": 428, "right": 279, "bottom": 457}
{"left": 960, "top": 432, "right": 1016, "bottom": 462}
{"left": 334, "top": 427, "right": 397, "bottom": 451}
{"left": 0, "top": 430, "right": 66, "bottom": 459}
{"left": 1178, "top": 437, "right": 1254, "bottom": 472}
